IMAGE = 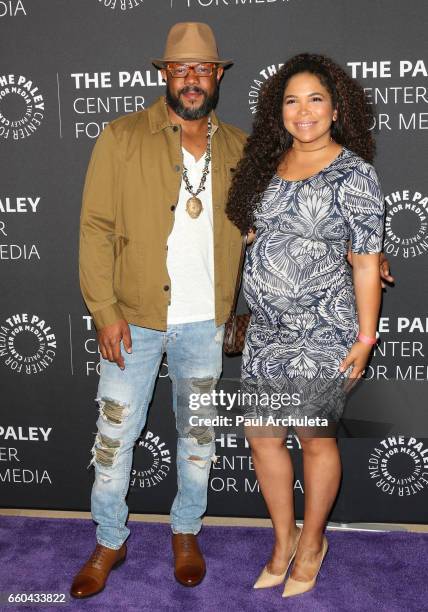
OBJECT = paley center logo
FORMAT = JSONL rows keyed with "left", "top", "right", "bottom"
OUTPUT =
{"left": 248, "top": 63, "right": 283, "bottom": 114}
{"left": 0, "top": 74, "right": 44, "bottom": 140}
{"left": 0, "top": 425, "right": 53, "bottom": 486}
{"left": 70, "top": 69, "right": 164, "bottom": 139}
{"left": 384, "top": 189, "right": 428, "bottom": 258}
{"left": 368, "top": 436, "right": 428, "bottom": 497}
{"left": 130, "top": 430, "right": 171, "bottom": 488}
{"left": 0, "top": 313, "right": 57, "bottom": 374}
{"left": 96, "top": 0, "right": 143, "bottom": 10}
{"left": 0, "top": 195, "right": 41, "bottom": 261}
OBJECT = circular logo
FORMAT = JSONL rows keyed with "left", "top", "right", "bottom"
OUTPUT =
{"left": 368, "top": 436, "right": 428, "bottom": 497}
{"left": 248, "top": 63, "right": 284, "bottom": 115}
{"left": 0, "top": 313, "right": 57, "bottom": 374}
{"left": 131, "top": 430, "right": 171, "bottom": 488}
{"left": 96, "top": 0, "right": 143, "bottom": 10}
{"left": 384, "top": 190, "right": 428, "bottom": 258}
{"left": 0, "top": 74, "right": 45, "bottom": 140}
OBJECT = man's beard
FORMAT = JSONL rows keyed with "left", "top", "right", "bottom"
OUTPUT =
{"left": 166, "top": 83, "right": 219, "bottom": 120}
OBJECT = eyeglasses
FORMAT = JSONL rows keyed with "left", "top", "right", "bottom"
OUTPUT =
{"left": 166, "top": 63, "right": 217, "bottom": 78}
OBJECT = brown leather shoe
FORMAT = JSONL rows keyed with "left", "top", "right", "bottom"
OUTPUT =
{"left": 172, "top": 533, "right": 206, "bottom": 587}
{"left": 70, "top": 543, "right": 127, "bottom": 599}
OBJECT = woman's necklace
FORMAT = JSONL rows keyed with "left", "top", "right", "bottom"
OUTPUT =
{"left": 182, "top": 118, "right": 212, "bottom": 219}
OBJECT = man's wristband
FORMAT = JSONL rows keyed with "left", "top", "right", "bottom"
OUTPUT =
{"left": 357, "top": 333, "right": 377, "bottom": 346}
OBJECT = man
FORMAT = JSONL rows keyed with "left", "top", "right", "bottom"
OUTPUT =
{"left": 71, "top": 22, "right": 246, "bottom": 598}
{"left": 71, "top": 21, "right": 394, "bottom": 599}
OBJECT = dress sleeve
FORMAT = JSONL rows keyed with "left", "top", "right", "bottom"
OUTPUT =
{"left": 340, "top": 161, "right": 385, "bottom": 254}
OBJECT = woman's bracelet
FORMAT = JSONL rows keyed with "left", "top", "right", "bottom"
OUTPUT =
{"left": 357, "top": 332, "right": 378, "bottom": 346}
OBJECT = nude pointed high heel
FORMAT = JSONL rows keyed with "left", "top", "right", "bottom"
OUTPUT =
{"left": 282, "top": 535, "right": 328, "bottom": 598}
{"left": 253, "top": 527, "right": 301, "bottom": 589}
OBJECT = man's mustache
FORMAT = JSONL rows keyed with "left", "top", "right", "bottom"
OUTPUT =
{"left": 178, "top": 86, "right": 206, "bottom": 97}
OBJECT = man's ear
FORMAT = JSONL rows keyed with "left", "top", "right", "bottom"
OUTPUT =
{"left": 160, "top": 68, "right": 167, "bottom": 83}
{"left": 216, "top": 66, "right": 224, "bottom": 82}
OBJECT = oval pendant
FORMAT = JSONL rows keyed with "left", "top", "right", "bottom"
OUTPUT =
{"left": 186, "top": 197, "right": 203, "bottom": 219}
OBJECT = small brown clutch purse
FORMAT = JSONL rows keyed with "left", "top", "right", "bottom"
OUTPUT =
{"left": 223, "top": 236, "right": 251, "bottom": 355}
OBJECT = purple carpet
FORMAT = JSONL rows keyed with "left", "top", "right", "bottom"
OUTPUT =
{"left": 0, "top": 516, "right": 427, "bottom": 611}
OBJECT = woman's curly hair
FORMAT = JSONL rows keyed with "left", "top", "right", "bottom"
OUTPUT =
{"left": 226, "top": 53, "right": 375, "bottom": 233}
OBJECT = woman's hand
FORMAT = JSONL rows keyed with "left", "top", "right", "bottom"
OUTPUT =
{"left": 339, "top": 341, "right": 372, "bottom": 391}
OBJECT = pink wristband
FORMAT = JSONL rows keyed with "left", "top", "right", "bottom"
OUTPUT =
{"left": 357, "top": 333, "right": 377, "bottom": 346}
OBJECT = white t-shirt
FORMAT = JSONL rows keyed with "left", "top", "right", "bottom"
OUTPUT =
{"left": 166, "top": 147, "right": 215, "bottom": 324}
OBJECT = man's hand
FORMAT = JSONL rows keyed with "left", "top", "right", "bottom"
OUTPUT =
{"left": 379, "top": 252, "right": 395, "bottom": 288}
{"left": 98, "top": 319, "right": 132, "bottom": 370}
{"left": 347, "top": 250, "right": 395, "bottom": 288}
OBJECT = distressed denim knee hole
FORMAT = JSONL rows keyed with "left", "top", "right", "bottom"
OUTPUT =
{"left": 189, "top": 425, "right": 214, "bottom": 445}
{"left": 189, "top": 376, "right": 217, "bottom": 395}
{"left": 187, "top": 453, "right": 218, "bottom": 469}
{"left": 96, "top": 397, "right": 130, "bottom": 426}
{"left": 90, "top": 432, "right": 121, "bottom": 468}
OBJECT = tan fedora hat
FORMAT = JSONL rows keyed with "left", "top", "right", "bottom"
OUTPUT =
{"left": 152, "top": 22, "right": 232, "bottom": 68}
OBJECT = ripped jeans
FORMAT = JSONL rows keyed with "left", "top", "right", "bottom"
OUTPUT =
{"left": 90, "top": 319, "right": 224, "bottom": 550}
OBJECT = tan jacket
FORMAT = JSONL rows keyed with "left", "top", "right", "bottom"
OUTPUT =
{"left": 79, "top": 96, "right": 247, "bottom": 331}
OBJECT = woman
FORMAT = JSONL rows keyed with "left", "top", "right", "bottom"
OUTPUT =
{"left": 226, "top": 54, "right": 385, "bottom": 597}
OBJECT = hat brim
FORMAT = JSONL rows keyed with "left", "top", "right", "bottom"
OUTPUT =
{"left": 152, "top": 57, "right": 233, "bottom": 69}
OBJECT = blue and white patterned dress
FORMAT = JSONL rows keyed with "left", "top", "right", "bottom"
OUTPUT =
{"left": 241, "top": 148, "right": 384, "bottom": 420}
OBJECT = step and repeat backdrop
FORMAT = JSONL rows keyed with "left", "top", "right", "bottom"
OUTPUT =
{"left": 1, "top": 0, "right": 427, "bottom": 523}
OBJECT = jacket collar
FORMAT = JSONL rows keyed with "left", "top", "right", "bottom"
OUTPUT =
{"left": 148, "top": 96, "right": 220, "bottom": 135}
